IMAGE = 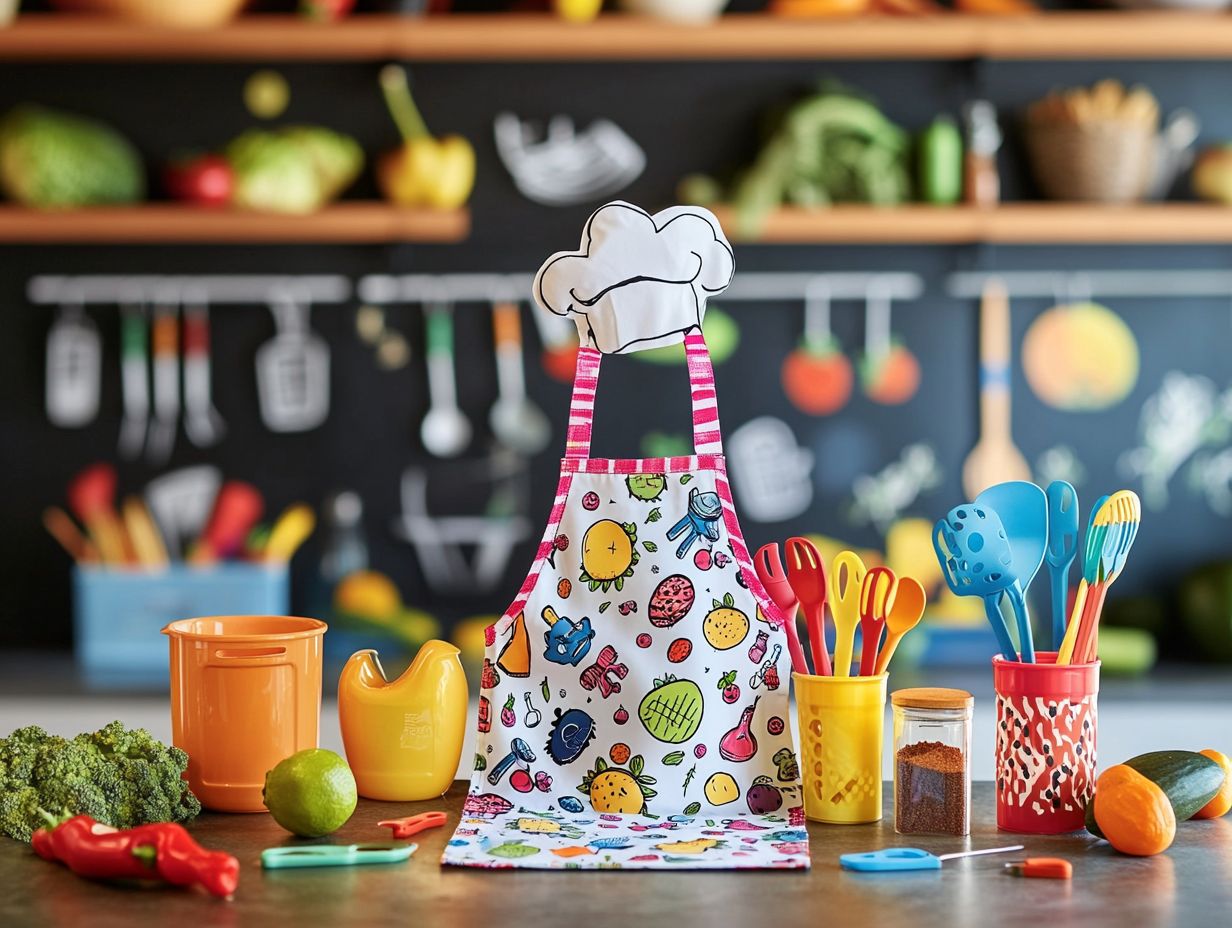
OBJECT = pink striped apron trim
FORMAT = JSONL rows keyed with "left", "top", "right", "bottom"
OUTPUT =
{"left": 715, "top": 471, "right": 788, "bottom": 634}
{"left": 561, "top": 455, "right": 724, "bottom": 474}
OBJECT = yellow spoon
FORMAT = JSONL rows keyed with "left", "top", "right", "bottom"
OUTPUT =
{"left": 264, "top": 504, "right": 316, "bottom": 563}
{"left": 874, "top": 576, "right": 927, "bottom": 675}
{"left": 828, "top": 550, "right": 867, "bottom": 677}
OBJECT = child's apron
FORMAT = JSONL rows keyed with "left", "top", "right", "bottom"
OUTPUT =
{"left": 443, "top": 333, "right": 808, "bottom": 870}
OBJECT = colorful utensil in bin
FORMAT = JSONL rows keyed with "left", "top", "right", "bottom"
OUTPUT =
{"left": 873, "top": 576, "right": 926, "bottom": 675}
{"left": 933, "top": 505, "right": 1020, "bottom": 661}
{"left": 858, "top": 565, "right": 895, "bottom": 676}
{"left": 1056, "top": 494, "right": 1109, "bottom": 665}
{"left": 973, "top": 481, "right": 1048, "bottom": 663}
{"left": 264, "top": 503, "right": 316, "bottom": 563}
{"left": 67, "top": 462, "right": 129, "bottom": 566}
{"left": 262, "top": 843, "right": 416, "bottom": 870}
{"left": 1071, "top": 490, "right": 1141, "bottom": 664}
{"left": 785, "top": 536, "right": 833, "bottom": 676}
{"left": 753, "top": 543, "right": 809, "bottom": 676}
{"left": 841, "top": 844, "right": 1024, "bottom": 873}
{"left": 827, "top": 550, "right": 867, "bottom": 677}
{"left": 378, "top": 811, "right": 448, "bottom": 840}
{"left": 188, "top": 481, "right": 263, "bottom": 564}
{"left": 1044, "top": 480, "right": 1079, "bottom": 650}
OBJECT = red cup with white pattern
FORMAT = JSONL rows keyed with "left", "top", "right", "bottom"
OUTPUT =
{"left": 992, "top": 652, "right": 1099, "bottom": 834}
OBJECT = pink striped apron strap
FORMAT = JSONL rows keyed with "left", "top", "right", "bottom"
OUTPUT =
{"left": 564, "top": 346, "right": 602, "bottom": 460}
{"left": 684, "top": 331, "right": 723, "bottom": 455}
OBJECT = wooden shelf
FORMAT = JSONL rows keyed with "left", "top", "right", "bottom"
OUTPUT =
{"left": 711, "top": 204, "right": 1232, "bottom": 245}
{"left": 0, "top": 203, "right": 470, "bottom": 244}
{"left": 4, "top": 11, "right": 1232, "bottom": 62}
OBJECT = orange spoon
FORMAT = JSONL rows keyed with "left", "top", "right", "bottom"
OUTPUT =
{"left": 874, "top": 576, "right": 926, "bottom": 675}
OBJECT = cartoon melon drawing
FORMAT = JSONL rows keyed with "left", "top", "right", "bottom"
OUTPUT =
{"left": 578, "top": 754, "right": 658, "bottom": 814}
{"left": 648, "top": 574, "right": 695, "bottom": 628}
{"left": 626, "top": 473, "right": 667, "bottom": 502}
{"left": 579, "top": 519, "right": 639, "bottom": 592}
{"left": 703, "top": 593, "right": 749, "bottom": 651}
{"left": 638, "top": 675, "right": 704, "bottom": 744}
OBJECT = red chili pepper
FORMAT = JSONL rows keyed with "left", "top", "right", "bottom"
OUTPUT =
{"left": 32, "top": 815, "right": 239, "bottom": 899}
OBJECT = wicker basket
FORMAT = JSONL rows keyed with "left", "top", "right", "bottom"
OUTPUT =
{"left": 1025, "top": 120, "right": 1157, "bottom": 203}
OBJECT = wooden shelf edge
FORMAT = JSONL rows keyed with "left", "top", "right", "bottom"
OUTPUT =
{"left": 711, "top": 204, "right": 1232, "bottom": 245}
{"left": 2, "top": 11, "right": 1232, "bottom": 61}
{"left": 0, "top": 204, "right": 470, "bottom": 244}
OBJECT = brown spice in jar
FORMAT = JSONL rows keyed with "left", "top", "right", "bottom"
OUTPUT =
{"left": 896, "top": 740, "right": 967, "bottom": 835}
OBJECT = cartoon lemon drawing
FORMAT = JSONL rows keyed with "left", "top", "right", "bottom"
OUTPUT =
{"left": 578, "top": 755, "right": 658, "bottom": 814}
{"left": 655, "top": 838, "right": 721, "bottom": 855}
{"left": 579, "top": 519, "right": 639, "bottom": 593}
{"left": 703, "top": 593, "right": 749, "bottom": 650}
{"left": 704, "top": 771, "right": 740, "bottom": 806}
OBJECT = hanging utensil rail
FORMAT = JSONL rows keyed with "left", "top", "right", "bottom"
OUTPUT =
{"left": 27, "top": 275, "right": 351, "bottom": 305}
{"left": 948, "top": 270, "right": 1232, "bottom": 300}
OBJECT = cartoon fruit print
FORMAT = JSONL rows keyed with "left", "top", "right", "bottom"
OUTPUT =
{"left": 557, "top": 578, "right": 572, "bottom": 598}
{"left": 487, "top": 841, "right": 540, "bottom": 859}
{"left": 648, "top": 574, "right": 695, "bottom": 627}
{"left": 667, "top": 638, "right": 692, "bottom": 663}
{"left": 767, "top": 716, "right": 785, "bottom": 736}
{"left": 610, "top": 742, "right": 631, "bottom": 765}
{"left": 694, "top": 549, "right": 712, "bottom": 571}
{"left": 579, "top": 519, "right": 639, "bottom": 592}
{"left": 703, "top": 771, "right": 739, "bottom": 806}
{"left": 581, "top": 492, "right": 600, "bottom": 511}
{"left": 636, "top": 633, "right": 652, "bottom": 648}
{"left": 782, "top": 340, "right": 853, "bottom": 416}
{"left": 718, "top": 670, "right": 740, "bottom": 703}
{"left": 638, "top": 675, "right": 704, "bottom": 744}
{"left": 703, "top": 593, "right": 750, "bottom": 650}
{"left": 862, "top": 343, "right": 921, "bottom": 405}
{"left": 613, "top": 705, "right": 629, "bottom": 725}
{"left": 578, "top": 754, "right": 658, "bottom": 815}
{"left": 654, "top": 838, "right": 721, "bottom": 855}
{"left": 626, "top": 473, "right": 667, "bottom": 503}
{"left": 746, "top": 775, "right": 784, "bottom": 815}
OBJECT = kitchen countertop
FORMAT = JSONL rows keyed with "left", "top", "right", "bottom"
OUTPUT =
{"left": 1, "top": 782, "right": 1228, "bottom": 928}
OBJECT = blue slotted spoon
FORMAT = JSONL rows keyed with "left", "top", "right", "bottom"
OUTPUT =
{"left": 933, "top": 503, "right": 1020, "bottom": 661}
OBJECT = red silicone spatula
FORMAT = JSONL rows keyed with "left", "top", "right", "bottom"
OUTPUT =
{"left": 66, "top": 463, "right": 130, "bottom": 566}
{"left": 189, "top": 481, "right": 264, "bottom": 564}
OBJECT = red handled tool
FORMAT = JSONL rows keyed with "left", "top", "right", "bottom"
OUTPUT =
{"left": 785, "top": 536, "right": 832, "bottom": 677}
{"left": 377, "top": 811, "right": 447, "bottom": 840}
{"left": 858, "top": 566, "right": 896, "bottom": 676}
{"left": 189, "top": 480, "right": 264, "bottom": 564}
{"left": 753, "top": 543, "right": 809, "bottom": 676}
{"left": 1004, "top": 857, "right": 1072, "bottom": 879}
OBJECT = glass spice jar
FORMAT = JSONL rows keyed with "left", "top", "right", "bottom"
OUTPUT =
{"left": 892, "top": 687, "right": 974, "bottom": 836}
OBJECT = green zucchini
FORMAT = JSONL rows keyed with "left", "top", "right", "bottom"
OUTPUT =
{"left": 1087, "top": 750, "right": 1225, "bottom": 837}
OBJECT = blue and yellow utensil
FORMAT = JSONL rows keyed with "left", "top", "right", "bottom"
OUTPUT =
{"left": 1056, "top": 494, "right": 1109, "bottom": 665}
{"left": 261, "top": 842, "right": 417, "bottom": 870}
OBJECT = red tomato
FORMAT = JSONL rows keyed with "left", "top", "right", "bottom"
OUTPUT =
{"left": 164, "top": 155, "right": 234, "bottom": 206}
{"left": 782, "top": 345, "right": 854, "bottom": 416}
{"left": 863, "top": 345, "right": 921, "bottom": 405}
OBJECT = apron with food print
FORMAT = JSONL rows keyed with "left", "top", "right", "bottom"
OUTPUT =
{"left": 443, "top": 202, "right": 807, "bottom": 871}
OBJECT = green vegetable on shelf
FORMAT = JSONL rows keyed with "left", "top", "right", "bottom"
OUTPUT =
{"left": 0, "top": 104, "right": 144, "bottom": 208}
{"left": 226, "top": 125, "right": 363, "bottom": 215}
{"left": 728, "top": 83, "right": 912, "bottom": 237}
{"left": 918, "top": 115, "right": 963, "bottom": 206}
{"left": 0, "top": 721, "right": 201, "bottom": 844}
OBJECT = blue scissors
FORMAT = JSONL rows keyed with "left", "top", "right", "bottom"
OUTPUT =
{"left": 840, "top": 844, "right": 1023, "bottom": 872}
{"left": 261, "top": 842, "right": 417, "bottom": 870}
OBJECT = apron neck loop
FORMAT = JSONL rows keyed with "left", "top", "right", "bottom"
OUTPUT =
{"left": 563, "top": 330, "right": 724, "bottom": 461}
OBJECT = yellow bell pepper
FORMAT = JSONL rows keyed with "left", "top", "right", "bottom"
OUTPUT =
{"left": 377, "top": 65, "right": 475, "bottom": 210}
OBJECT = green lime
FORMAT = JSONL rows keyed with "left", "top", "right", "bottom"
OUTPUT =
{"left": 263, "top": 749, "right": 357, "bottom": 837}
{"left": 244, "top": 69, "right": 290, "bottom": 120}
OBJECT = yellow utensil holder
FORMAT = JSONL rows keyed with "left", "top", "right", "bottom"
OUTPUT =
{"left": 794, "top": 672, "right": 887, "bottom": 824}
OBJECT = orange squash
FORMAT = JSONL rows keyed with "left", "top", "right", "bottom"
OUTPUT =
{"left": 1094, "top": 764, "right": 1176, "bottom": 857}
{"left": 1193, "top": 749, "right": 1232, "bottom": 819}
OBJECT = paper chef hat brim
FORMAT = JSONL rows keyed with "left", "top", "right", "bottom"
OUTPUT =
{"left": 533, "top": 201, "right": 735, "bottom": 355}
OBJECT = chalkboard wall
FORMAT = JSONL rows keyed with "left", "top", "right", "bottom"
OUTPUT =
{"left": 3, "top": 48, "right": 1232, "bottom": 654}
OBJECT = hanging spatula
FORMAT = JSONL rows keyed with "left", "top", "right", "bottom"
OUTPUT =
{"left": 257, "top": 291, "right": 330, "bottom": 433}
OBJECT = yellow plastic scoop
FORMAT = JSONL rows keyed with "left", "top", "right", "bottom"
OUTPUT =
{"left": 874, "top": 577, "right": 926, "bottom": 675}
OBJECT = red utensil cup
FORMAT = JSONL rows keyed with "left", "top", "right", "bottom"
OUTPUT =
{"left": 992, "top": 651, "right": 1099, "bottom": 834}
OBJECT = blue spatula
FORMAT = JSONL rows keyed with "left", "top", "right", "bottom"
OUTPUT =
{"left": 933, "top": 504, "right": 1020, "bottom": 661}
{"left": 973, "top": 481, "right": 1048, "bottom": 663}
{"left": 1044, "top": 481, "right": 1079, "bottom": 650}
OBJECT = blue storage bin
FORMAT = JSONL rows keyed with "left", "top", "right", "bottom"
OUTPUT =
{"left": 73, "top": 564, "right": 290, "bottom": 689}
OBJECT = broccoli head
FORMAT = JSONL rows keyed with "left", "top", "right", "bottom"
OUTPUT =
{"left": 0, "top": 721, "right": 201, "bottom": 843}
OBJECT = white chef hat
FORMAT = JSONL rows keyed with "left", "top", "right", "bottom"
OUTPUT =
{"left": 533, "top": 201, "right": 734, "bottom": 355}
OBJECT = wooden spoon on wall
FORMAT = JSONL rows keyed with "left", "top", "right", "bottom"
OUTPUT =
{"left": 963, "top": 279, "right": 1030, "bottom": 499}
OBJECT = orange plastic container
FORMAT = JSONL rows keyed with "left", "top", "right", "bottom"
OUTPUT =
{"left": 163, "top": 615, "right": 327, "bottom": 812}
